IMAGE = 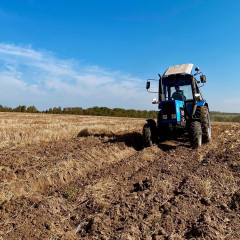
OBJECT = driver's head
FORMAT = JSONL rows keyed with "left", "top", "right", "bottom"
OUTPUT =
{"left": 175, "top": 85, "right": 180, "bottom": 91}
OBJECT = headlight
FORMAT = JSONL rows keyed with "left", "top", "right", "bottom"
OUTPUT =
{"left": 152, "top": 98, "right": 157, "bottom": 104}
{"left": 171, "top": 114, "right": 177, "bottom": 119}
{"left": 163, "top": 115, "right": 167, "bottom": 120}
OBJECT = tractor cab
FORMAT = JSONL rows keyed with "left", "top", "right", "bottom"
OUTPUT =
{"left": 147, "top": 64, "right": 207, "bottom": 119}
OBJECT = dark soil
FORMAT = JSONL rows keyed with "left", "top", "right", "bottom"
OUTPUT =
{"left": 0, "top": 122, "right": 239, "bottom": 240}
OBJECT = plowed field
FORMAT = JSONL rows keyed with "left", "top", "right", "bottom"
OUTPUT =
{"left": 0, "top": 113, "right": 239, "bottom": 240}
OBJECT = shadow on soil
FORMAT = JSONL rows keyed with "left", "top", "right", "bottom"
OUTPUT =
{"left": 104, "top": 133, "right": 191, "bottom": 152}
{"left": 77, "top": 129, "right": 144, "bottom": 151}
{"left": 106, "top": 132, "right": 144, "bottom": 151}
{"left": 157, "top": 143, "right": 177, "bottom": 151}
{"left": 157, "top": 135, "right": 191, "bottom": 151}
{"left": 77, "top": 129, "right": 190, "bottom": 151}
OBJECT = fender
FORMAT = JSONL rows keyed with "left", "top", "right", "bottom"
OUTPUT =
{"left": 197, "top": 101, "right": 206, "bottom": 107}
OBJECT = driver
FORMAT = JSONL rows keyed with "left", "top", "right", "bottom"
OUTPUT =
{"left": 172, "top": 86, "right": 186, "bottom": 101}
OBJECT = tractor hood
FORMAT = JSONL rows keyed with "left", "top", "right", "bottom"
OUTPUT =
{"left": 163, "top": 63, "right": 193, "bottom": 78}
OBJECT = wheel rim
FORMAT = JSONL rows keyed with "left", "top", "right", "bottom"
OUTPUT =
{"left": 207, "top": 113, "right": 211, "bottom": 138}
{"left": 198, "top": 133, "right": 202, "bottom": 147}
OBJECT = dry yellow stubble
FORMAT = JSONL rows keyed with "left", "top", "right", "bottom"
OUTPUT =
{"left": 0, "top": 112, "right": 145, "bottom": 149}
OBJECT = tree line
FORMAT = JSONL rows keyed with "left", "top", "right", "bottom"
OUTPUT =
{"left": 0, "top": 105, "right": 158, "bottom": 119}
{"left": 0, "top": 104, "right": 239, "bottom": 122}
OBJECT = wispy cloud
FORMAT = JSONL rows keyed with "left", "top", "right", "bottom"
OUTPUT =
{"left": 0, "top": 43, "right": 153, "bottom": 110}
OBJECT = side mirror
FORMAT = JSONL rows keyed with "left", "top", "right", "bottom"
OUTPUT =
{"left": 200, "top": 75, "right": 206, "bottom": 83}
{"left": 146, "top": 81, "right": 150, "bottom": 89}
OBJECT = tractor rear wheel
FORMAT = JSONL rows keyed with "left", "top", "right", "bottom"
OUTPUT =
{"left": 188, "top": 121, "right": 202, "bottom": 149}
{"left": 196, "top": 106, "right": 211, "bottom": 143}
{"left": 143, "top": 123, "right": 155, "bottom": 147}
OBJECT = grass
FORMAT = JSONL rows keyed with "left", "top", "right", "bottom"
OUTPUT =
{"left": 0, "top": 112, "right": 145, "bottom": 149}
{"left": 210, "top": 114, "right": 240, "bottom": 122}
{"left": 63, "top": 187, "right": 78, "bottom": 201}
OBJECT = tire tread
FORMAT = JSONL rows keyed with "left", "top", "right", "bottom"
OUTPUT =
{"left": 188, "top": 121, "right": 202, "bottom": 149}
{"left": 196, "top": 106, "right": 211, "bottom": 143}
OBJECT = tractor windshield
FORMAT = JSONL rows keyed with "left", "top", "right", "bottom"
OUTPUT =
{"left": 162, "top": 76, "right": 193, "bottom": 101}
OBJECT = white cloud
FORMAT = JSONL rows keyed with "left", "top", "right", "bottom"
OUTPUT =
{"left": 0, "top": 43, "right": 42, "bottom": 60}
{"left": 0, "top": 43, "right": 155, "bottom": 110}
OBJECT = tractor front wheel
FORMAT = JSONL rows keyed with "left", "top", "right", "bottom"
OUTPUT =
{"left": 188, "top": 121, "right": 202, "bottom": 149}
{"left": 143, "top": 123, "right": 155, "bottom": 147}
{"left": 196, "top": 106, "right": 211, "bottom": 143}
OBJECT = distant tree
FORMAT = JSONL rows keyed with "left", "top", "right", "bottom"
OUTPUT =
{"left": 21, "top": 105, "right": 26, "bottom": 112}
{"left": 27, "top": 106, "right": 38, "bottom": 113}
{"left": 0, "top": 105, "right": 4, "bottom": 112}
{"left": 52, "top": 107, "right": 62, "bottom": 114}
{"left": 14, "top": 106, "right": 21, "bottom": 112}
{"left": 14, "top": 105, "right": 26, "bottom": 112}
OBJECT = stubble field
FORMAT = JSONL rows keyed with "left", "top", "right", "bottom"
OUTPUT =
{"left": 0, "top": 113, "right": 239, "bottom": 240}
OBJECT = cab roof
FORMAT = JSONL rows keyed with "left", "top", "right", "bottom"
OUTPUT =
{"left": 163, "top": 63, "right": 193, "bottom": 78}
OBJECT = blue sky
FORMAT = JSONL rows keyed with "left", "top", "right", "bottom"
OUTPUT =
{"left": 0, "top": 0, "right": 239, "bottom": 112}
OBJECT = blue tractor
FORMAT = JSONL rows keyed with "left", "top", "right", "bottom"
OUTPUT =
{"left": 143, "top": 63, "right": 211, "bottom": 149}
